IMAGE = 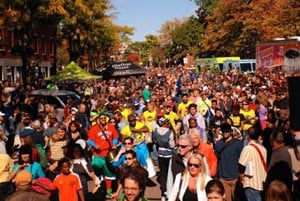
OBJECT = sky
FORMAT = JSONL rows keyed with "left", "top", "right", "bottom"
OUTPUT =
{"left": 111, "top": 0, "right": 198, "bottom": 42}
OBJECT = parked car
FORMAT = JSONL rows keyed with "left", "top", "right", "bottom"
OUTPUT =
{"left": 30, "top": 89, "right": 81, "bottom": 109}
{"left": 30, "top": 89, "right": 81, "bottom": 121}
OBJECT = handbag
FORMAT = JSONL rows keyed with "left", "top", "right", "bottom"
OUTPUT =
{"left": 101, "top": 128, "right": 119, "bottom": 174}
{"left": 31, "top": 177, "right": 53, "bottom": 198}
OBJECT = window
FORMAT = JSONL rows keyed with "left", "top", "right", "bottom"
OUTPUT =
{"left": 41, "top": 37, "right": 46, "bottom": 55}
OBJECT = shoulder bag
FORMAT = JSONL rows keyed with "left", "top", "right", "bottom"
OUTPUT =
{"left": 250, "top": 143, "right": 268, "bottom": 173}
{"left": 101, "top": 126, "right": 119, "bottom": 174}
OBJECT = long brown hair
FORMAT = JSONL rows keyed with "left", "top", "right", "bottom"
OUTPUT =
{"left": 266, "top": 180, "right": 292, "bottom": 201}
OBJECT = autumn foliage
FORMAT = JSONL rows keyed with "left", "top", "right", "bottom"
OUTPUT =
{"left": 201, "top": 0, "right": 300, "bottom": 58}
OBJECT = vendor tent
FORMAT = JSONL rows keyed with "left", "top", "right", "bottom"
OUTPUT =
{"left": 95, "top": 61, "right": 146, "bottom": 78}
{"left": 48, "top": 61, "right": 101, "bottom": 82}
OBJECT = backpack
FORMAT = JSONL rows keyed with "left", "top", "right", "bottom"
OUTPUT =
{"left": 153, "top": 128, "right": 173, "bottom": 157}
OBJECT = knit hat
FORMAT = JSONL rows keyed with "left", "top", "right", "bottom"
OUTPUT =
{"left": 15, "top": 170, "right": 32, "bottom": 186}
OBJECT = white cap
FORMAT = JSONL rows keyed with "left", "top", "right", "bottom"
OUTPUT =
{"left": 71, "top": 107, "right": 78, "bottom": 112}
{"left": 76, "top": 139, "right": 86, "bottom": 150}
{"left": 0, "top": 111, "right": 5, "bottom": 116}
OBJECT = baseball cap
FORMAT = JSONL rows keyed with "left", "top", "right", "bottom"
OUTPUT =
{"left": 158, "top": 117, "right": 169, "bottom": 126}
{"left": 133, "top": 98, "right": 140, "bottom": 106}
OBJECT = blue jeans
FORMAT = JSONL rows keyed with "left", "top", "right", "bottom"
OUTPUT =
{"left": 244, "top": 187, "right": 262, "bottom": 201}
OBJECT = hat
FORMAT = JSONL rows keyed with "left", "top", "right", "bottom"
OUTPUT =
{"left": 90, "top": 110, "right": 99, "bottom": 122}
{"left": 157, "top": 111, "right": 164, "bottom": 119}
{"left": 220, "top": 123, "right": 232, "bottom": 132}
{"left": 71, "top": 107, "right": 78, "bottom": 113}
{"left": 76, "top": 139, "right": 87, "bottom": 150}
{"left": 0, "top": 111, "right": 5, "bottom": 116}
{"left": 158, "top": 117, "right": 169, "bottom": 126}
{"left": 15, "top": 170, "right": 32, "bottom": 186}
{"left": 133, "top": 98, "right": 140, "bottom": 106}
{"left": 21, "top": 128, "right": 34, "bottom": 136}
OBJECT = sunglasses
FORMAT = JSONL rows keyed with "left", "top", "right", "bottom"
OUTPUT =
{"left": 178, "top": 144, "right": 188, "bottom": 149}
{"left": 125, "top": 157, "right": 133, "bottom": 160}
{"left": 124, "top": 142, "right": 132, "bottom": 145}
{"left": 188, "top": 163, "right": 200, "bottom": 168}
{"left": 128, "top": 119, "right": 136, "bottom": 122}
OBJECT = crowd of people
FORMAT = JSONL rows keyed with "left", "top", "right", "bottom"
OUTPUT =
{"left": 0, "top": 65, "right": 299, "bottom": 201}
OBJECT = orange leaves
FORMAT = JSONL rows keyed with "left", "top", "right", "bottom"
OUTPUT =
{"left": 200, "top": 0, "right": 300, "bottom": 58}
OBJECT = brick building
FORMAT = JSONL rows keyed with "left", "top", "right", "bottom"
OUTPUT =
{"left": 0, "top": 24, "right": 56, "bottom": 83}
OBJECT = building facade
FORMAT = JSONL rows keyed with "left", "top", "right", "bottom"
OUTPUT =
{"left": 0, "top": 25, "right": 56, "bottom": 83}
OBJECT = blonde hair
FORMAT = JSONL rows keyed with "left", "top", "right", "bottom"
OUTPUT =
{"left": 183, "top": 153, "right": 207, "bottom": 190}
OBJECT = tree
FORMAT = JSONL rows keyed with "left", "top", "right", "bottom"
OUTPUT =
{"left": 2, "top": 0, "right": 62, "bottom": 84}
{"left": 161, "top": 16, "right": 203, "bottom": 65}
{"left": 200, "top": 0, "right": 300, "bottom": 58}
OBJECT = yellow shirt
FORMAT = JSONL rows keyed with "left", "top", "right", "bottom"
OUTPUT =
{"left": 121, "top": 108, "right": 132, "bottom": 121}
{"left": 121, "top": 121, "right": 147, "bottom": 142}
{"left": 240, "top": 109, "right": 256, "bottom": 131}
{"left": 177, "top": 101, "right": 192, "bottom": 119}
{"left": 0, "top": 154, "right": 14, "bottom": 183}
{"left": 164, "top": 112, "right": 179, "bottom": 132}
{"left": 197, "top": 99, "right": 211, "bottom": 116}
{"left": 143, "top": 110, "right": 157, "bottom": 124}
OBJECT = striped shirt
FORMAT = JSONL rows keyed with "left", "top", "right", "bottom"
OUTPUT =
{"left": 239, "top": 141, "right": 267, "bottom": 191}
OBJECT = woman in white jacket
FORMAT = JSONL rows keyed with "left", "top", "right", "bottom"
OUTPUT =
{"left": 168, "top": 153, "right": 212, "bottom": 201}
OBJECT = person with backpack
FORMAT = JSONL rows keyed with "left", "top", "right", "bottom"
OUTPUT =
{"left": 153, "top": 117, "right": 176, "bottom": 201}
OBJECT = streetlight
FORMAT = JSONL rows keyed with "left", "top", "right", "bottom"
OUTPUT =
{"left": 284, "top": 47, "right": 300, "bottom": 131}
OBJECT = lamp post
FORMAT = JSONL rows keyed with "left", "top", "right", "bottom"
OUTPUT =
{"left": 284, "top": 48, "right": 300, "bottom": 131}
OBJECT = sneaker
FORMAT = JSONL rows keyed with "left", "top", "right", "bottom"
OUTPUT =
{"left": 161, "top": 196, "right": 166, "bottom": 201}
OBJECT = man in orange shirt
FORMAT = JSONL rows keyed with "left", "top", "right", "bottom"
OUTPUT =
{"left": 189, "top": 129, "right": 218, "bottom": 177}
